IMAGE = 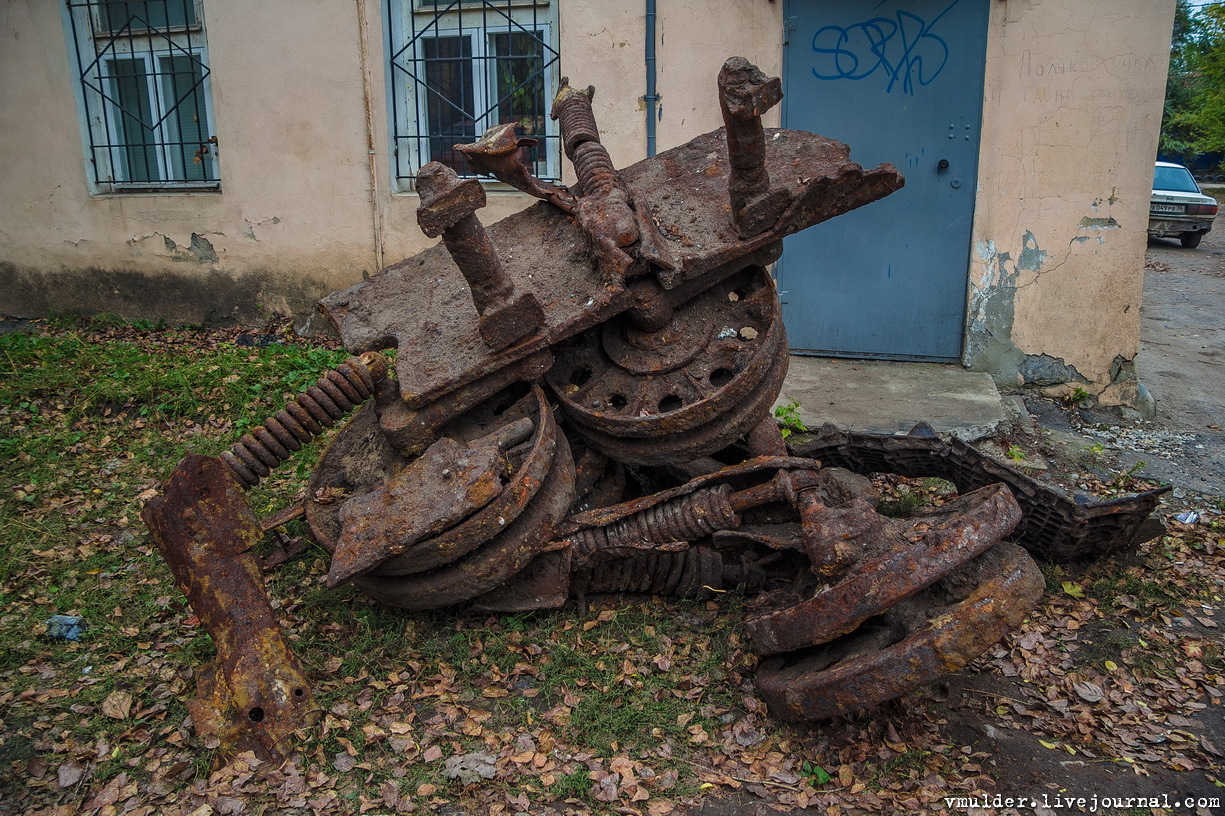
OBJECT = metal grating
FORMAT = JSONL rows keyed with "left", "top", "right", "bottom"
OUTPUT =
{"left": 388, "top": 0, "right": 559, "bottom": 183}
{"left": 65, "top": 0, "right": 218, "bottom": 189}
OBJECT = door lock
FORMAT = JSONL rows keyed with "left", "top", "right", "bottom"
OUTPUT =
{"left": 937, "top": 159, "right": 950, "bottom": 173}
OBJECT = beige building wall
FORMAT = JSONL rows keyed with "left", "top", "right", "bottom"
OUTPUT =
{"left": 2, "top": 1, "right": 377, "bottom": 325}
{"left": 0, "top": 0, "right": 1176, "bottom": 405}
{"left": 968, "top": 0, "right": 1174, "bottom": 403}
{"left": 0, "top": 1, "right": 780, "bottom": 328}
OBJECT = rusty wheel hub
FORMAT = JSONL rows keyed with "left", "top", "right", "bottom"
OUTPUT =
{"left": 547, "top": 266, "right": 787, "bottom": 465}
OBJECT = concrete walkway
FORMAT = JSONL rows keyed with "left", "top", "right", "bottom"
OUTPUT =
{"left": 776, "top": 355, "right": 1007, "bottom": 441}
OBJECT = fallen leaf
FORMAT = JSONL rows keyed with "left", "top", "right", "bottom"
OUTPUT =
{"left": 1073, "top": 681, "right": 1104, "bottom": 703}
{"left": 1061, "top": 581, "right": 1085, "bottom": 598}
{"left": 57, "top": 759, "right": 87, "bottom": 788}
{"left": 101, "top": 690, "right": 133, "bottom": 720}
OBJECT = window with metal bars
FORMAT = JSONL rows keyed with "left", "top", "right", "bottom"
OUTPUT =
{"left": 64, "top": 0, "right": 219, "bottom": 191}
{"left": 387, "top": 0, "right": 559, "bottom": 189}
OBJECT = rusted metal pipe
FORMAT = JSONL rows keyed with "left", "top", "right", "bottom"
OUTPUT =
{"left": 718, "top": 57, "right": 789, "bottom": 237}
{"left": 143, "top": 454, "right": 316, "bottom": 761}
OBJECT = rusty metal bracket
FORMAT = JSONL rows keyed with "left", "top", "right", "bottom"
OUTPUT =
{"left": 142, "top": 455, "right": 316, "bottom": 761}
{"left": 755, "top": 542, "right": 1044, "bottom": 722}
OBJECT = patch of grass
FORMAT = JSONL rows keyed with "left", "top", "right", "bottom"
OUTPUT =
{"left": 877, "top": 488, "right": 927, "bottom": 518}
{"left": 867, "top": 749, "right": 932, "bottom": 790}
{"left": 548, "top": 767, "right": 592, "bottom": 801}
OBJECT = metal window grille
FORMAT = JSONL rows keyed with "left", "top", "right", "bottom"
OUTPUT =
{"left": 65, "top": 0, "right": 219, "bottom": 190}
{"left": 388, "top": 0, "right": 560, "bottom": 185}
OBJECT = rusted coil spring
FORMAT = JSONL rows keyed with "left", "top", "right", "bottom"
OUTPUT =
{"left": 570, "top": 141, "right": 621, "bottom": 199}
{"left": 570, "top": 485, "right": 739, "bottom": 559}
{"left": 581, "top": 546, "right": 725, "bottom": 597}
{"left": 221, "top": 352, "right": 388, "bottom": 489}
{"left": 554, "top": 89, "right": 622, "bottom": 199}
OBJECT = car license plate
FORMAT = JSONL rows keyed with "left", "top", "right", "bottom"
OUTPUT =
{"left": 1151, "top": 203, "right": 1185, "bottom": 214}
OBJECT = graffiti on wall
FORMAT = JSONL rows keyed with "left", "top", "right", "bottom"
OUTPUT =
{"left": 809, "top": 0, "right": 960, "bottom": 95}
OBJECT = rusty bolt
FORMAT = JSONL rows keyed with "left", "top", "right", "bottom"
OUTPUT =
{"left": 416, "top": 161, "right": 545, "bottom": 350}
{"left": 718, "top": 57, "right": 789, "bottom": 238}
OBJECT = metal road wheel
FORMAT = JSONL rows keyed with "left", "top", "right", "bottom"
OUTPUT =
{"left": 305, "top": 384, "right": 574, "bottom": 594}
{"left": 744, "top": 483, "right": 1022, "bottom": 656}
{"left": 546, "top": 265, "right": 787, "bottom": 465}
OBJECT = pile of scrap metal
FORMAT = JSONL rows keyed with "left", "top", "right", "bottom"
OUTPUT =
{"left": 142, "top": 58, "right": 1165, "bottom": 761}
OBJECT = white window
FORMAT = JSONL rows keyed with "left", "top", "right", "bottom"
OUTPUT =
{"left": 64, "top": 1, "right": 219, "bottom": 191}
{"left": 387, "top": 0, "right": 560, "bottom": 189}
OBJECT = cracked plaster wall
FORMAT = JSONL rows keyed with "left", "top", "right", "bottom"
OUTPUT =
{"left": 0, "top": 1, "right": 546, "bottom": 326}
{"left": 2, "top": 0, "right": 782, "bottom": 327}
{"left": 558, "top": 1, "right": 782, "bottom": 180}
{"left": 967, "top": 0, "right": 1174, "bottom": 403}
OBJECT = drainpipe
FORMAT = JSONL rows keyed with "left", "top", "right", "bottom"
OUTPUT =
{"left": 644, "top": 0, "right": 659, "bottom": 157}
{"left": 356, "top": 0, "right": 385, "bottom": 273}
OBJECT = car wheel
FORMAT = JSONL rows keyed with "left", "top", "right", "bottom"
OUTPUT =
{"left": 1180, "top": 232, "right": 1204, "bottom": 248}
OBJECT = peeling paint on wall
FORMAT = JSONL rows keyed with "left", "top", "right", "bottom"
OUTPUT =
{"left": 1016, "top": 230, "right": 1048, "bottom": 273}
{"left": 175, "top": 233, "right": 219, "bottom": 263}
{"left": 1077, "top": 216, "right": 1119, "bottom": 230}
{"left": 1018, "top": 353, "right": 1086, "bottom": 386}
{"left": 1097, "top": 355, "right": 1156, "bottom": 419}
{"left": 965, "top": 239, "right": 1024, "bottom": 379}
{"left": 242, "top": 216, "right": 282, "bottom": 241}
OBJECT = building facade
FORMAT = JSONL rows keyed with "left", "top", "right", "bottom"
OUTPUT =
{"left": 0, "top": 0, "right": 1175, "bottom": 403}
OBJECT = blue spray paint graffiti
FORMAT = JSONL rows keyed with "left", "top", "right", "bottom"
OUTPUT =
{"left": 810, "top": 0, "right": 959, "bottom": 95}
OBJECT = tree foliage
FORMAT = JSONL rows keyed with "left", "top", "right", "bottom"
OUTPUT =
{"left": 1162, "top": 1, "right": 1225, "bottom": 164}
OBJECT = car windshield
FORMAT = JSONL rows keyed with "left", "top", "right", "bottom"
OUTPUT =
{"left": 1154, "top": 165, "right": 1201, "bottom": 193}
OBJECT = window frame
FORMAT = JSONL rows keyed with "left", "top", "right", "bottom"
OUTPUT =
{"left": 386, "top": 0, "right": 560, "bottom": 192}
{"left": 63, "top": 0, "right": 220, "bottom": 194}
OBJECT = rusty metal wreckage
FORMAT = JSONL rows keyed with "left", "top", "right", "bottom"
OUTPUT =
{"left": 142, "top": 58, "right": 1168, "bottom": 762}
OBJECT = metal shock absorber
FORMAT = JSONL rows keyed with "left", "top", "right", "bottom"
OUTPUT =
{"left": 220, "top": 352, "right": 389, "bottom": 488}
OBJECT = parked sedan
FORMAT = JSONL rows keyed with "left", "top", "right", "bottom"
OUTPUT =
{"left": 1150, "top": 161, "right": 1218, "bottom": 248}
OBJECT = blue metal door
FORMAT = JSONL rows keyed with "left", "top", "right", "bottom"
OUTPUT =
{"left": 779, "top": 0, "right": 989, "bottom": 360}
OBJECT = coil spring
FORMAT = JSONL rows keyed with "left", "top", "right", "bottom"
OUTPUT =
{"left": 571, "top": 485, "right": 739, "bottom": 558}
{"left": 220, "top": 352, "right": 388, "bottom": 489}
{"left": 582, "top": 547, "right": 724, "bottom": 598}
{"left": 554, "top": 92, "right": 601, "bottom": 159}
{"left": 552, "top": 89, "right": 630, "bottom": 203}
{"left": 571, "top": 141, "right": 622, "bottom": 200}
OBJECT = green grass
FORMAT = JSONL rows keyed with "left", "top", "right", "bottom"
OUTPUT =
{"left": 4, "top": 317, "right": 1221, "bottom": 814}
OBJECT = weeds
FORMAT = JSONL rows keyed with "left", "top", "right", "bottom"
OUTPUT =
{"left": 773, "top": 399, "right": 808, "bottom": 439}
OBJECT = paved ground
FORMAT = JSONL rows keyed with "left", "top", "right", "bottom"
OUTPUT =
{"left": 1133, "top": 229, "right": 1225, "bottom": 497}
{"left": 778, "top": 229, "right": 1225, "bottom": 506}
{"left": 777, "top": 357, "right": 1005, "bottom": 441}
